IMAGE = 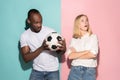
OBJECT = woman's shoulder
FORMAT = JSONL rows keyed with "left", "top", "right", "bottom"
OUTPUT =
{"left": 91, "top": 34, "right": 98, "bottom": 37}
{"left": 72, "top": 37, "right": 79, "bottom": 40}
{"left": 90, "top": 34, "right": 98, "bottom": 41}
{"left": 70, "top": 37, "right": 80, "bottom": 42}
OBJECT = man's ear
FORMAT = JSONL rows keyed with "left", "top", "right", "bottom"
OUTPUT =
{"left": 27, "top": 19, "right": 30, "bottom": 24}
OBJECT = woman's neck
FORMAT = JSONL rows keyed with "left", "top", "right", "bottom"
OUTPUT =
{"left": 81, "top": 30, "right": 88, "bottom": 36}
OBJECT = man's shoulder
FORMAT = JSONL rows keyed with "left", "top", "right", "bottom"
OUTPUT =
{"left": 42, "top": 26, "right": 55, "bottom": 32}
{"left": 20, "top": 28, "right": 30, "bottom": 37}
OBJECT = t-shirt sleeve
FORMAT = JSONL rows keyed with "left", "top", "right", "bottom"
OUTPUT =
{"left": 46, "top": 26, "right": 56, "bottom": 33}
{"left": 66, "top": 38, "right": 74, "bottom": 55}
{"left": 90, "top": 34, "right": 99, "bottom": 55}
{"left": 20, "top": 34, "right": 28, "bottom": 48}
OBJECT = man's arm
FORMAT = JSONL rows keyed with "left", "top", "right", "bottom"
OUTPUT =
{"left": 20, "top": 40, "right": 47, "bottom": 63}
{"left": 20, "top": 46, "right": 44, "bottom": 63}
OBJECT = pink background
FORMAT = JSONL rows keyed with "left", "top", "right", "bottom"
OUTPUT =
{"left": 61, "top": 0, "right": 120, "bottom": 80}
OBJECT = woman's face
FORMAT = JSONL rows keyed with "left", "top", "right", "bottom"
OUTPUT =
{"left": 78, "top": 16, "right": 89, "bottom": 31}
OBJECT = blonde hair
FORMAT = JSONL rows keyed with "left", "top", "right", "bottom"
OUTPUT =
{"left": 73, "top": 14, "right": 92, "bottom": 38}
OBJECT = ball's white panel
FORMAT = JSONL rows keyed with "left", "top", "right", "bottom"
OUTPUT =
{"left": 45, "top": 32, "right": 63, "bottom": 51}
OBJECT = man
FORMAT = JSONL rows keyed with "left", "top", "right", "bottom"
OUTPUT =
{"left": 20, "top": 9, "right": 66, "bottom": 80}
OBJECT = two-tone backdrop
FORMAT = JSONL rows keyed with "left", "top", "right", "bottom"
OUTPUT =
{"left": 0, "top": 0, "right": 120, "bottom": 80}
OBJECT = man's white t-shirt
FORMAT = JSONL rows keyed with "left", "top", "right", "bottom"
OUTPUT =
{"left": 20, "top": 26, "right": 59, "bottom": 71}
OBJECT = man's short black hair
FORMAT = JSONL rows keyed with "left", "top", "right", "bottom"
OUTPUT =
{"left": 28, "top": 9, "right": 41, "bottom": 19}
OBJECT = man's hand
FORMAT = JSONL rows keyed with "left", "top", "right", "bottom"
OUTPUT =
{"left": 57, "top": 38, "right": 66, "bottom": 51}
{"left": 41, "top": 40, "right": 49, "bottom": 50}
{"left": 56, "top": 38, "right": 66, "bottom": 55}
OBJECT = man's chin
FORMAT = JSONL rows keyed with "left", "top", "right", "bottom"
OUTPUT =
{"left": 37, "top": 28, "right": 41, "bottom": 32}
{"left": 35, "top": 30, "right": 40, "bottom": 33}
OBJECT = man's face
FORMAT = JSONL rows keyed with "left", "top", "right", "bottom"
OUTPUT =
{"left": 28, "top": 13, "right": 42, "bottom": 33}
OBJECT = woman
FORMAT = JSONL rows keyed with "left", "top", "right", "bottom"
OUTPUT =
{"left": 67, "top": 14, "right": 99, "bottom": 80}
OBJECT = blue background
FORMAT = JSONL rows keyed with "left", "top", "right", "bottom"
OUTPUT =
{"left": 0, "top": 0, "right": 60, "bottom": 80}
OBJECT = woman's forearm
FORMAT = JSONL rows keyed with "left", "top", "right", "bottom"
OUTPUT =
{"left": 78, "top": 52, "right": 96, "bottom": 59}
{"left": 68, "top": 50, "right": 89, "bottom": 59}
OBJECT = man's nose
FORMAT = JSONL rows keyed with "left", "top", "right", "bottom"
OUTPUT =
{"left": 37, "top": 23, "right": 41, "bottom": 27}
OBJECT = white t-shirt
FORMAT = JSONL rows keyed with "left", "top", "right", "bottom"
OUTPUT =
{"left": 67, "top": 33, "right": 99, "bottom": 67}
{"left": 20, "top": 26, "right": 59, "bottom": 71}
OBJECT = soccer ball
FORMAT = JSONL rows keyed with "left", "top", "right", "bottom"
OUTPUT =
{"left": 45, "top": 32, "right": 63, "bottom": 51}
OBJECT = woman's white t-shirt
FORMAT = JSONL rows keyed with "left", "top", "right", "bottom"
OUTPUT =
{"left": 67, "top": 33, "right": 99, "bottom": 67}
